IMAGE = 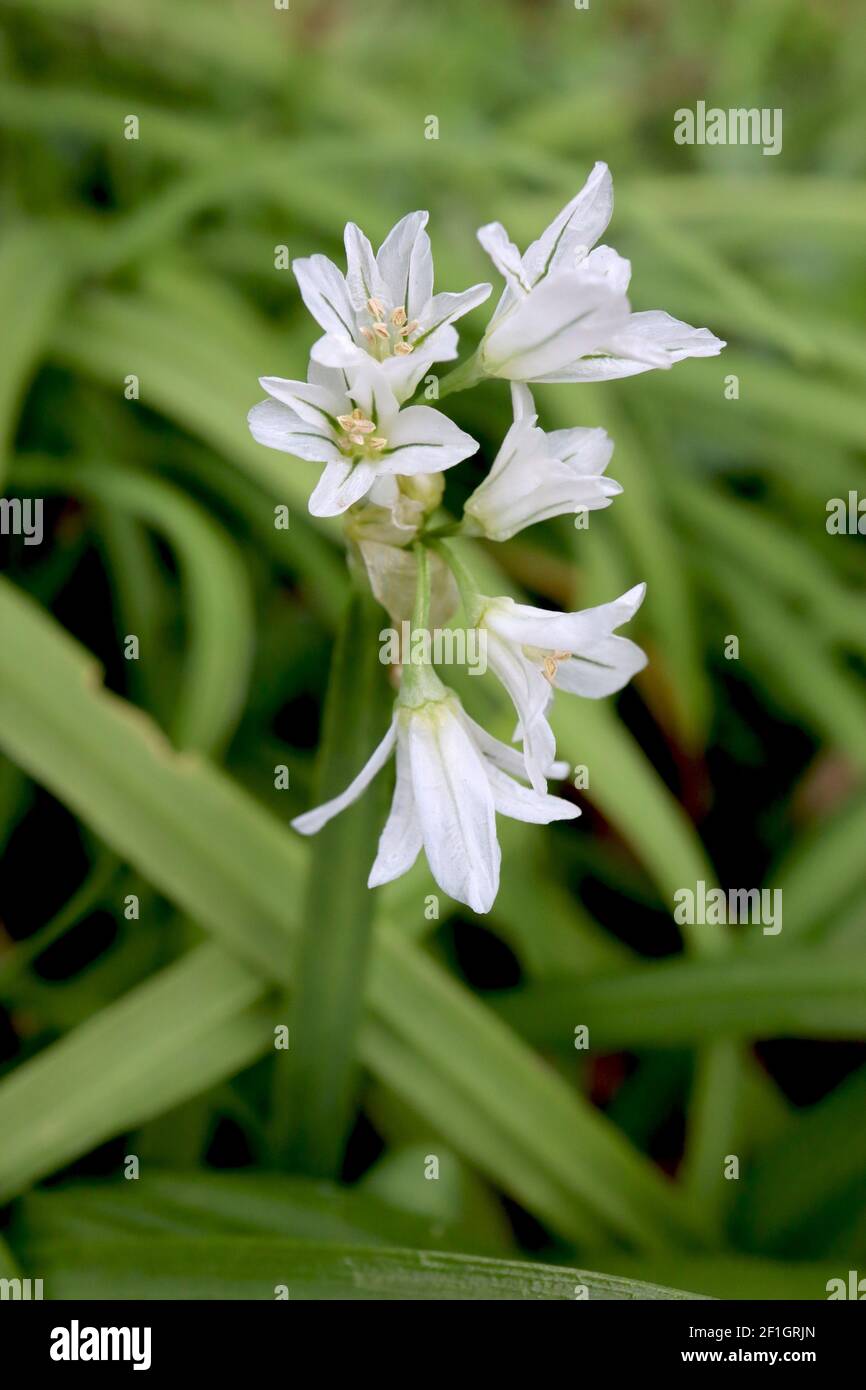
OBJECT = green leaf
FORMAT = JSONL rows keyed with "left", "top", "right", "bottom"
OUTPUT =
{"left": 15, "top": 1172, "right": 498, "bottom": 1254}
{"left": 493, "top": 952, "right": 866, "bottom": 1048}
{"left": 14, "top": 1235, "right": 705, "bottom": 1301}
{"left": 280, "top": 586, "right": 391, "bottom": 1174}
{"left": 0, "top": 944, "right": 272, "bottom": 1204}
{"left": 0, "top": 224, "right": 68, "bottom": 489}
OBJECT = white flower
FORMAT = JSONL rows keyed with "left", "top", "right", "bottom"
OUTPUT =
{"left": 463, "top": 383, "right": 620, "bottom": 541}
{"left": 475, "top": 583, "right": 648, "bottom": 793}
{"left": 248, "top": 360, "right": 478, "bottom": 518}
{"left": 477, "top": 161, "right": 725, "bottom": 383}
{"left": 293, "top": 212, "right": 492, "bottom": 402}
{"left": 292, "top": 676, "right": 578, "bottom": 915}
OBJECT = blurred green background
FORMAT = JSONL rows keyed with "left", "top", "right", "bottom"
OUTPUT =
{"left": 0, "top": 0, "right": 865, "bottom": 1300}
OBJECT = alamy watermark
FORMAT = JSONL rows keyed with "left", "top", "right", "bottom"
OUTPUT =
{"left": 674, "top": 102, "right": 782, "bottom": 157}
{"left": 826, "top": 492, "right": 865, "bottom": 535}
{"left": 379, "top": 622, "right": 487, "bottom": 676}
{"left": 0, "top": 497, "right": 43, "bottom": 545}
{"left": 50, "top": 1321, "right": 151, "bottom": 1371}
{"left": 0, "top": 1277, "right": 43, "bottom": 1299}
{"left": 674, "top": 881, "right": 782, "bottom": 935}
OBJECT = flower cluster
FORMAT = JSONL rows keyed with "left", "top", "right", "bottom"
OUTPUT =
{"left": 249, "top": 162, "right": 724, "bottom": 913}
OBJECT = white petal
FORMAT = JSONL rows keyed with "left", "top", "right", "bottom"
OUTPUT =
{"left": 582, "top": 244, "right": 632, "bottom": 295}
{"left": 521, "top": 162, "right": 614, "bottom": 286}
{"left": 486, "top": 582, "right": 647, "bottom": 653}
{"left": 368, "top": 728, "right": 423, "bottom": 886}
{"left": 380, "top": 405, "right": 478, "bottom": 476}
{"left": 379, "top": 323, "right": 459, "bottom": 402}
{"left": 510, "top": 382, "right": 536, "bottom": 423}
{"left": 486, "top": 633, "right": 556, "bottom": 794}
{"left": 606, "top": 310, "right": 726, "bottom": 365}
{"left": 293, "top": 254, "right": 358, "bottom": 341}
{"left": 292, "top": 718, "right": 397, "bottom": 835}
{"left": 554, "top": 635, "right": 647, "bottom": 698}
{"left": 417, "top": 284, "right": 492, "bottom": 337}
{"left": 476, "top": 221, "right": 530, "bottom": 296}
{"left": 538, "top": 311, "right": 726, "bottom": 383}
{"left": 484, "top": 761, "right": 581, "bottom": 824}
{"left": 465, "top": 418, "right": 618, "bottom": 541}
{"left": 258, "top": 375, "right": 344, "bottom": 428}
{"left": 344, "top": 222, "right": 388, "bottom": 311}
{"left": 545, "top": 425, "right": 614, "bottom": 476}
{"left": 308, "top": 458, "right": 379, "bottom": 517}
{"left": 310, "top": 333, "right": 368, "bottom": 370}
{"left": 375, "top": 211, "right": 433, "bottom": 321}
{"left": 342, "top": 359, "right": 400, "bottom": 434}
{"left": 455, "top": 708, "right": 529, "bottom": 780}
{"left": 407, "top": 702, "right": 500, "bottom": 914}
{"left": 247, "top": 399, "right": 340, "bottom": 462}
{"left": 308, "top": 357, "right": 352, "bottom": 392}
{"left": 481, "top": 270, "right": 630, "bottom": 381}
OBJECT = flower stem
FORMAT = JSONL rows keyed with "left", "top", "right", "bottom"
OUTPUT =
{"left": 429, "top": 537, "right": 483, "bottom": 623}
{"left": 411, "top": 540, "right": 431, "bottom": 633}
{"left": 398, "top": 542, "right": 443, "bottom": 706}
{"left": 435, "top": 347, "right": 485, "bottom": 400}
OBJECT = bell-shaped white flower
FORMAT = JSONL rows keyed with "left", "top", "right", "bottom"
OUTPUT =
{"left": 463, "top": 383, "right": 620, "bottom": 541}
{"left": 293, "top": 212, "right": 492, "bottom": 402}
{"left": 291, "top": 668, "right": 578, "bottom": 915}
{"left": 248, "top": 360, "right": 478, "bottom": 518}
{"left": 475, "top": 582, "right": 648, "bottom": 793}
{"left": 477, "top": 161, "right": 724, "bottom": 383}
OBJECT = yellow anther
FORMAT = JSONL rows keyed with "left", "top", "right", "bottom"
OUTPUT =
{"left": 542, "top": 651, "right": 571, "bottom": 684}
{"left": 391, "top": 306, "right": 408, "bottom": 328}
{"left": 393, "top": 341, "right": 414, "bottom": 355}
{"left": 338, "top": 409, "right": 379, "bottom": 451}
{"left": 368, "top": 437, "right": 388, "bottom": 451}
{"left": 372, "top": 322, "right": 390, "bottom": 340}
{"left": 367, "top": 297, "right": 386, "bottom": 319}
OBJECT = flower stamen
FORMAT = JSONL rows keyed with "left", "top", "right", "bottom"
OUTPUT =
{"left": 542, "top": 651, "right": 571, "bottom": 684}
{"left": 337, "top": 408, "right": 384, "bottom": 457}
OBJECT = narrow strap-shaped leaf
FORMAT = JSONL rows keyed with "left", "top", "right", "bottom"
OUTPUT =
{"left": 278, "top": 585, "right": 391, "bottom": 1174}
{"left": 14, "top": 1235, "right": 706, "bottom": 1301}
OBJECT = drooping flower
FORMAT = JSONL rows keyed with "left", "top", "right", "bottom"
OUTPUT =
{"left": 463, "top": 383, "right": 620, "bottom": 541}
{"left": 248, "top": 360, "right": 478, "bottom": 517}
{"left": 291, "top": 668, "right": 578, "bottom": 915}
{"left": 476, "top": 161, "right": 725, "bottom": 383}
{"left": 293, "top": 212, "right": 492, "bottom": 402}
{"left": 472, "top": 582, "right": 648, "bottom": 793}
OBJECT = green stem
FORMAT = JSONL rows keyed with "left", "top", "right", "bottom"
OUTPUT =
{"left": 428, "top": 537, "right": 484, "bottom": 622}
{"left": 435, "top": 347, "right": 485, "bottom": 400}
{"left": 398, "top": 543, "right": 445, "bottom": 706}
{"left": 410, "top": 540, "right": 431, "bottom": 633}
